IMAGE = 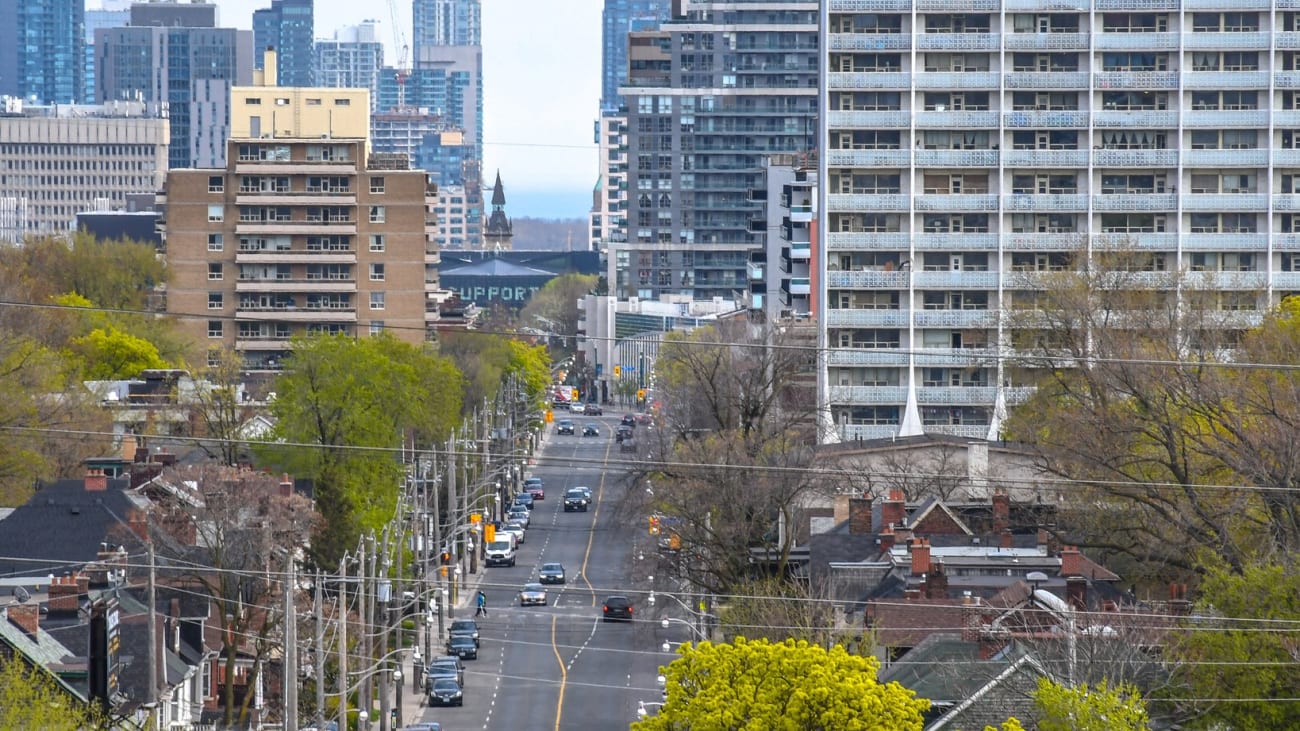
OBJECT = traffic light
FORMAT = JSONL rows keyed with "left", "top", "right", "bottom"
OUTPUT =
{"left": 614, "top": 365, "right": 621, "bottom": 377}
{"left": 649, "top": 516, "right": 660, "bottom": 535}
{"left": 485, "top": 524, "right": 495, "bottom": 543}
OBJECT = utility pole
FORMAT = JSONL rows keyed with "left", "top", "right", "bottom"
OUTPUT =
{"left": 361, "top": 537, "right": 376, "bottom": 723}
{"left": 314, "top": 572, "right": 325, "bottom": 730}
{"left": 284, "top": 554, "right": 298, "bottom": 731}
{"left": 447, "top": 434, "right": 459, "bottom": 581}
{"left": 379, "top": 527, "right": 392, "bottom": 731}
{"left": 337, "top": 555, "right": 349, "bottom": 731}
{"left": 432, "top": 450, "right": 445, "bottom": 639}
{"left": 146, "top": 540, "right": 159, "bottom": 726}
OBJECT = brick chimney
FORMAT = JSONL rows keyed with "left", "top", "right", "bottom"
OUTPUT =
{"left": 84, "top": 467, "right": 108, "bottom": 492}
{"left": 832, "top": 494, "right": 850, "bottom": 526}
{"left": 1066, "top": 576, "right": 1087, "bottom": 610}
{"left": 848, "top": 497, "right": 873, "bottom": 535}
{"left": 881, "top": 488, "right": 906, "bottom": 529}
{"left": 1060, "top": 545, "right": 1082, "bottom": 578}
{"left": 880, "top": 525, "right": 896, "bottom": 552}
{"left": 279, "top": 473, "right": 294, "bottom": 497}
{"left": 48, "top": 573, "right": 87, "bottom": 614}
{"left": 128, "top": 507, "right": 149, "bottom": 542}
{"left": 1000, "top": 528, "right": 1013, "bottom": 550}
{"left": 120, "top": 433, "right": 138, "bottom": 462}
{"left": 992, "top": 488, "right": 1010, "bottom": 534}
{"left": 925, "top": 561, "right": 949, "bottom": 599}
{"left": 910, "top": 537, "right": 931, "bottom": 577}
{"left": 960, "top": 594, "right": 982, "bottom": 642}
{"left": 7, "top": 604, "right": 39, "bottom": 638}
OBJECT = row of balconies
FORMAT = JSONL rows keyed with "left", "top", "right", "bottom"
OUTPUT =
{"left": 824, "top": 231, "right": 1300, "bottom": 251}
{"left": 826, "top": 148, "right": 1282, "bottom": 167}
{"left": 830, "top": 32, "right": 1300, "bottom": 52}
{"left": 828, "top": 70, "right": 1300, "bottom": 92}
{"left": 827, "top": 109, "right": 1300, "bottom": 129}
{"left": 827, "top": 192, "right": 1300, "bottom": 211}
{"left": 830, "top": 0, "right": 1286, "bottom": 11}
{"left": 820, "top": 269, "right": 1300, "bottom": 289}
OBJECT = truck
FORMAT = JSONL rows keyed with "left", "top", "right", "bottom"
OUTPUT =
{"left": 485, "top": 538, "right": 516, "bottom": 567}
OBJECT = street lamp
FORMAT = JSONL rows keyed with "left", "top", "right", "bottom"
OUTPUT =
{"left": 393, "top": 668, "right": 404, "bottom": 729}
{"left": 637, "top": 700, "right": 665, "bottom": 718}
{"left": 662, "top": 616, "right": 708, "bottom": 642}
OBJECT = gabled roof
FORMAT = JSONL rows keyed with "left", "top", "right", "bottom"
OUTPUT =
{"left": 905, "top": 496, "right": 974, "bottom": 535}
{"left": 440, "top": 258, "right": 554, "bottom": 277}
{"left": 0, "top": 477, "right": 145, "bottom": 578}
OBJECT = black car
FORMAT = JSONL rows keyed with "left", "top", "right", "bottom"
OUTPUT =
{"left": 564, "top": 488, "right": 589, "bottom": 512}
{"left": 556, "top": 419, "right": 575, "bottom": 435}
{"left": 513, "top": 492, "right": 535, "bottom": 510}
{"left": 602, "top": 595, "right": 634, "bottom": 621}
{"left": 582, "top": 423, "right": 600, "bottom": 437}
{"left": 615, "top": 425, "right": 633, "bottom": 443}
{"left": 621, "top": 414, "right": 636, "bottom": 427}
{"left": 426, "top": 655, "right": 464, "bottom": 685}
{"left": 428, "top": 678, "right": 464, "bottom": 707}
{"left": 425, "top": 663, "right": 458, "bottom": 687}
{"left": 449, "top": 618, "right": 480, "bottom": 647}
{"left": 446, "top": 633, "right": 478, "bottom": 660}
{"left": 538, "top": 562, "right": 566, "bottom": 584}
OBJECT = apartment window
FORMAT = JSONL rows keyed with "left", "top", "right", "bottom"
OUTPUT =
{"left": 208, "top": 263, "right": 223, "bottom": 280}
{"left": 369, "top": 321, "right": 385, "bottom": 335}
{"left": 1192, "top": 90, "right": 1257, "bottom": 110}
{"left": 1102, "top": 52, "right": 1168, "bottom": 71}
{"left": 369, "top": 263, "right": 385, "bottom": 281}
{"left": 207, "top": 204, "right": 224, "bottom": 222}
{"left": 369, "top": 206, "right": 386, "bottom": 223}
{"left": 208, "top": 292, "right": 223, "bottom": 310}
{"left": 208, "top": 321, "right": 223, "bottom": 338}
{"left": 369, "top": 234, "right": 385, "bottom": 252}
{"left": 208, "top": 175, "right": 223, "bottom": 193}
{"left": 370, "top": 292, "right": 385, "bottom": 310}
{"left": 1192, "top": 12, "right": 1259, "bottom": 31}
{"left": 334, "top": 98, "right": 352, "bottom": 106}
{"left": 207, "top": 233, "right": 223, "bottom": 252}
{"left": 370, "top": 176, "right": 385, "bottom": 194}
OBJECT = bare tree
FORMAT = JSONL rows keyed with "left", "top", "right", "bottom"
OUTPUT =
{"left": 188, "top": 347, "right": 254, "bottom": 466}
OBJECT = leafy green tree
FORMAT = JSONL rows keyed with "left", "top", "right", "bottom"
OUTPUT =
{"left": 0, "top": 655, "right": 103, "bottom": 730}
{"left": 506, "top": 339, "right": 551, "bottom": 405}
{"left": 438, "top": 332, "right": 546, "bottom": 414}
{"left": 1034, "top": 678, "right": 1149, "bottom": 731}
{"left": 519, "top": 273, "right": 596, "bottom": 356}
{"left": 634, "top": 637, "right": 929, "bottom": 731}
{"left": 69, "top": 326, "right": 169, "bottom": 379}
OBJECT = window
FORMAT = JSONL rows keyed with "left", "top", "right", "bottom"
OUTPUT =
{"left": 334, "top": 98, "right": 352, "bottom": 106}
{"left": 208, "top": 175, "right": 223, "bottom": 193}
{"left": 208, "top": 292, "right": 223, "bottom": 310}
{"left": 370, "top": 176, "right": 385, "bottom": 194}
{"left": 369, "top": 263, "right": 385, "bottom": 281}
{"left": 370, "top": 292, "right": 385, "bottom": 310}
{"left": 369, "top": 234, "right": 385, "bottom": 252}
{"left": 207, "top": 233, "right": 223, "bottom": 252}
{"left": 369, "top": 321, "right": 385, "bottom": 335}
{"left": 369, "top": 206, "right": 386, "bottom": 223}
{"left": 208, "top": 321, "right": 223, "bottom": 338}
{"left": 207, "top": 204, "right": 224, "bottom": 222}
{"left": 208, "top": 263, "right": 223, "bottom": 280}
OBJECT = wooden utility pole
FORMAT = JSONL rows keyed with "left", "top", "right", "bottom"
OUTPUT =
{"left": 284, "top": 555, "right": 298, "bottom": 731}
{"left": 337, "top": 555, "right": 349, "bottom": 731}
{"left": 146, "top": 540, "right": 159, "bottom": 727}
{"left": 314, "top": 572, "right": 325, "bottom": 730}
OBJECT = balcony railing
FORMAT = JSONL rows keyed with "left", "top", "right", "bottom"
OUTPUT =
{"left": 826, "top": 149, "right": 911, "bottom": 167}
{"left": 1003, "top": 110, "right": 1089, "bottom": 128}
{"left": 824, "top": 232, "right": 910, "bottom": 250}
{"left": 1276, "top": 72, "right": 1300, "bottom": 89}
{"left": 917, "top": 386, "right": 998, "bottom": 406}
{"left": 1182, "top": 32, "right": 1270, "bottom": 50}
{"left": 1275, "top": 195, "right": 1300, "bottom": 212}
{"left": 827, "top": 193, "right": 909, "bottom": 211}
{"left": 1093, "top": 32, "right": 1179, "bottom": 50}
{"left": 1094, "top": 71, "right": 1179, "bottom": 89}
{"left": 914, "top": 347, "right": 999, "bottom": 367}
{"left": 1183, "top": 233, "right": 1267, "bottom": 250}
{"left": 1003, "top": 71, "right": 1090, "bottom": 89}
{"left": 911, "top": 271, "right": 1000, "bottom": 288}
{"left": 1183, "top": 0, "right": 1268, "bottom": 7}
{"left": 1276, "top": 234, "right": 1300, "bottom": 251}
{"left": 914, "top": 149, "right": 999, "bottom": 167}
{"left": 838, "top": 424, "right": 905, "bottom": 441}
{"left": 829, "top": 386, "right": 909, "bottom": 404}
{"left": 1003, "top": 32, "right": 1089, "bottom": 50}
{"left": 915, "top": 71, "right": 1000, "bottom": 89}
{"left": 1186, "top": 270, "right": 1268, "bottom": 290}
{"left": 914, "top": 34, "right": 1000, "bottom": 52}
{"left": 1092, "top": 232, "right": 1177, "bottom": 249}
{"left": 828, "top": 33, "right": 911, "bottom": 52}
{"left": 1001, "top": 149, "right": 1089, "bottom": 167}
{"left": 1003, "top": 193, "right": 1089, "bottom": 212}
{"left": 826, "top": 110, "right": 911, "bottom": 128}
{"left": 1182, "top": 193, "right": 1268, "bottom": 211}
{"left": 1274, "top": 111, "right": 1300, "bottom": 127}
{"left": 1003, "top": 233, "right": 1087, "bottom": 251}
{"left": 913, "top": 310, "right": 998, "bottom": 328}
{"left": 1277, "top": 31, "right": 1300, "bottom": 50}
{"left": 913, "top": 111, "right": 1000, "bottom": 128}
{"left": 919, "top": 233, "right": 998, "bottom": 250}
{"left": 1094, "top": 0, "right": 1180, "bottom": 9}
{"left": 826, "top": 269, "right": 912, "bottom": 288}
{"left": 914, "top": 194, "right": 1000, "bottom": 212}
{"left": 828, "top": 0, "right": 911, "bottom": 10}
{"left": 827, "top": 350, "right": 910, "bottom": 367}
{"left": 827, "top": 72, "right": 911, "bottom": 90}
{"left": 1092, "top": 110, "right": 1178, "bottom": 128}
{"left": 1182, "top": 110, "right": 1269, "bottom": 128}
{"left": 1091, "top": 193, "right": 1179, "bottom": 211}
{"left": 1274, "top": 271, "right": 1300, "bottom": 289}
{"left": 1182, "top": 149, "right": 1267, "bottom": 167}
{"left": 1093, "top": 149, "right": 1178, "bottom": 167}
{"left": 916, "top": 0, "right": 998, "bottom": 8}
{"left": 1182, "top": 70, "right": 1269, "bottom": 89}
{"left": 825, "top": 309, "right": 909, "bottom": 328}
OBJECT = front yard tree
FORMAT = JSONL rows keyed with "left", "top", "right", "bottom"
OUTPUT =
{"left": 634, "top": 637, "right": 929, "bottom": 731}
{"left": 0, "top": 655, "right": 104, "bottom": 730}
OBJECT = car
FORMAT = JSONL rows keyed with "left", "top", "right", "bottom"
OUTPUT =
{"left": 446, "top": 633, "right": 478, "bottom": 660}
{"left": 425, "top": 662, "right": 458, "bottom": 687}
{"left": 576, "top": 486, "right": 593, "bottom": 501}
{"left": 582, "top": 423, "right": 600, "bottom": 437}
{"left": 449, "top": 618, "right": 480, "bottom": 647}
{"left": 428, "top": 678, "right": 464, "bottom": 707}
{"left": 503, "top": 521, "right": 526, "bottom": 545}
{"left": 570, "top": 402, "right": 586, "bottom": 414}
{"left": 615, "top": 425, "right": 633, "bottom": 443}
{"left": 552, "top": 399, "right": 570, "bottom": 411}
{"left": 564, "top": 488, "right": 590, "bottom": 512}
{"left": 524, "top": 477, "right": 545, "bottom": 500}
{"left": 513, "top": 492, "right": 535, "bottom": 510}
{"left": 602, "top": 595, "right": 634, "bottom": 621}
{"left": 621, "top": 414, "right": 637, "bottom": 427}
{"left": 538, "top": 562, "right": 566, "bottom": 584}
{"left": 427, "top": 655, "right": 464, "bottom": 685}
{"left": 556, "top": 419, "right": 575, "bottom": 435}
{"left": 485, "top": 537, "right": 516, "bottom": 566}
{"left": 620, "top": 438, "right": 637, "bottom": 453}
{"left": 636, "top": 412, "right": 653, "bottom": 424}
{"left": 400, "top": 724, "right": 442, "bottom": 731}
{"left": 506, "top": 507, "right": 530, "bottom": 528}
{"left": 586, "top": 403, "right": 603, "bottom": 416}
{"left": 518, "top": 582, "right": 548, "bottom": 606}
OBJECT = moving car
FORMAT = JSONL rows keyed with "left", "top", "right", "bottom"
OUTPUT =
{"left": 576, "top": 486, "right": 593, "bottom": 502}
{"left": 602, "top": 595, "right": 634, "bottom": 621}
{"left": 582, "top": 423, "right": 600, "bottom": 437}
{"left": 615, "top": 425, "right": 633, "bottom": 443}
{"left": 518, "top": 582, "right": 548, "bottom": 606}
{"left": 564, "top": 488, "right": 590, "bottom": 512}
{"left": 538, "top": 562, "right": 566, "bottom": 584}
{"left": 570, "top": 402, "right": 586, "bottom": 414}
{"left": 621, "top": 414, "right": 637, "bottom": 427}
{"left": 586, "top": 403, "right": 603, "bottom": 416}
{"left": 556, "top": 419, "right": 575, "bottom": 435}
{"left": 620, "top": 438, "right": 637, "bottom": 453}
{"left": 446, "top": 633, "right": 478, "bottom": 660}
{"left": 513, "top": 492, "right": 535, "bottom": 510}
{"left": 428, "top": 678, "right": 464, "bottom": 707}
{"left": 525, "top": 477, "right": 545, "bottom": 500}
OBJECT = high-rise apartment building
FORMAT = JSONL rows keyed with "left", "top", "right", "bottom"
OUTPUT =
{"left": 380, "top": 46, "right": 482, "bottom": 161}
{"left": 254, "top": 0, "right": 314, "bottom": 87}
{"left": 600, "top": 0, "right": 672, "bottom": 112}
{"left": 315, "top": 22, "right": 384, "bottom": 109}
{"left": 818, "top": 0, "right": 1300, "bottom": 442}
{"left": 0, "top": 0, "right": 86, "bottom": 104}
{"left": 590, "top": 113, "right": 629, "bottom": 253}
{"left": 615, "top": 1, "right": 818, "bottom": 302}
{"left": 95, "top": 2, "right": 253, "bottom": 169}
{"left": 84, "top": 4, "right": 130, "bottom": 103}
{"left": 0, "top": 98, "right": 168, "bottom": 242}
{"left": 413, "top": 0, "right": 481, "bottom": 50}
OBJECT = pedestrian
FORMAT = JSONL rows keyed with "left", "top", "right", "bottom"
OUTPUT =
{"left": 475, "top": 590, "right": 488, "bottom": 617}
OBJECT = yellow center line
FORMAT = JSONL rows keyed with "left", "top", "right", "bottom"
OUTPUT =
{"left": 550, "top": 615, "right": 567, "bottom": 731}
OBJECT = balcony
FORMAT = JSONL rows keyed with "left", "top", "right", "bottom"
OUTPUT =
{"left": 1274, "top": 272, "right": 1300, "bottom": 289}
{"left": 1001, "top": 149, "right": 1089, "bottom": 167}
{"left": 918, "top": 233, "right": 998, "bottom": 250}
{"left": 1094, "top": 0, "right": 1180, "bottom": 9}
{"left": 825, "top": 309, "right": 909, "bottom": 328}
{"left": 1003, "top": 71, "right": 1090, "bottom": 90}
{"left": 826, "top": 149, "right": 911, "bottom": 167}
{"left": 826, "top": 349, "right": 910, "bottom": 367}
{"left": 1093, "top": 71, "right": 1178, "bottom": 89}
{"left": 1002, "top": 233, "right": 1087, "bottom": 251}
{"left": 235, "top": 221, "right": 357, "bottom": 235}
{"left": 1092, "top": 110, "right": 1177, "bottom": 128}
{"left": 838, "top": 424, "right": 905, "bottom": 440}
{"left": 1182, "top": 71, "right": 1269, "bottom": 89}
{"left": 917, "top": 386, "right": 998, "bottom": 406}
{"left": 1003, "top": 193, "right": 1088, "bottom": 212}
{"left": 828, "top": 72, "right": 911, "bottom": 90}
{"left": 826, "top": 110, "right": 910, "bottom": 128}
{"left": 827, "top": 193, "right": 909, "bottom": 211}
{"left": 1093, "top": 149, "right": 1178, "bottom": 167}
{"left": 1276, "top": 149, "right": 1300, "bottom": 166}
{"left": 1093, "top": 232, "right": 1177, "bottom": 249}
{"left": 1276, "top": 72, "right": 1300, "bottom": 89}
{"left": 915, "top": 71, "right": 1000, "bottom": 89}
{"left": 829, "top": 386, "right": 909, "bottom": 404}
{"left": 911, "top": 271, "right": 1000, "bottom": 288}
{"left": 1182, "top": 193, "right": 1268, "bottom": 211}
{"left": 916, "top": 0, "right": 998, "bottom": 8}
{"left": 1091, "top": 193, "right": 1178, "bottom": 211}
{"left": 232, "top": 162, "right": 355, "bottom": 176}
{"left": 828, "top": 33, "right": 911, "bottom": 52}
{"left": 914, "top": 35, "right": 1000, "bottom": 52}
{"left": 1182, "top": 110, "right": 1269, "bottom": 128}
{"left": 235, "top": 307, "right": 358, "bottom": 322}
{"left": 1003, "top": 32, "right": 1089, "bottom": 51}
{"left": 913, "top": 111, "right": 1000, "bottom": 128}
{"left": 914, "top": 310, "right": 998, "bottom": 328}
{"left": 913, "top": 149, "right": 999, "bottom": 167}
{"left": 825, "top": 269, "right": 911, "bottom": 288}
{"left": 235, "top": 278, "right": 357, "bottom": 293}
{"left": 235, "top": 250, "right": 356, "bottom": 264}
{"left": 914, "top": 194, "right": 1000, "bottom": 211}
{"left": 1277, "top": 32, "right": 1300, "bottom": 50}
{"left": 914, "top": 347, "right": 998, "bottom": 367}
{"left": 1003, "top": 110, "right": 1089, "bottom": 128}
{"left": 1275, "top": 195, "right": 1300, "bottom": 211}
{"left": 825, "top": 232, "right": 910, "bottom": 250}
{"left": 1183, "top": 0, "right": 1268, "bottom": 7}
{"left": 1182, "top": 149, "right": 1267, "bottom": 167}
{"left": 1183, "top": 233, "right": 1267, "bottom": 250}
{"left": 1093, "top": 32, "right": 1179, "bottom": 51}
{"left": 1182, "top": 32, "right": 1270, "bottom": 50}
{"left": 1276, "top": 234, "right": 1300, "bottom": 251}
{"left": 234, "top": 194, "right": 357, "bottom": 206}
{"left": 1186, "top": 270, "right": 1268, "bottom": 290}
{"left": 1275, "top": 111, "right": 1300, "bottom": 127}
{"left": 748, "top": 261, "right": 765, "bottom": 280}
{"left": 828, "top": 0, "right": 912, "bottom": 10}
{"left": 787, "top": 242, "right": 811, "bottom": 259}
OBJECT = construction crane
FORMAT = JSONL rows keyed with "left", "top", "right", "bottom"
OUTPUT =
{"left": 388, "top": 0, "right": 411, "bottom": 111}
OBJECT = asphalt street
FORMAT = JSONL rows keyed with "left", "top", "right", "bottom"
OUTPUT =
{"left": 406, "top": 411, "right": 673, "bottom": 730}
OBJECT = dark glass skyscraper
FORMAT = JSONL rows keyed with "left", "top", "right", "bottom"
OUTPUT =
{"left": 600, "top": 0, "right": 670, "bottom": 112}
{"left": 253, "top": 0, "right": 314, "bottom": 87}
{"left": 0, "top": 0, "right": 86, "bottom": 104}
{"left": 412, "top": 0, "right": 480, "bottom": 51}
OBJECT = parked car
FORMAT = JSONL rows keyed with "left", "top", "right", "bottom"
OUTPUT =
{"left": 556, "top": 419, "right": 575, "bottom": 435}
{"left": 513, "top": 492, "right": 535, "bottom": 510}
{"left": 507, "top": 506, "right": 530, "bottom": 528}
{"left": 538, "top": 562, "right": 566, "bottom": 584}
{"left": 449, "top": 618, "right": 480, "bottom": 646}
{"left": 564, "top": 488, "right": 590, "bottom": 512}
{"left": 518, "top": 582, "right": 548, "bottom": 606}
{"left": 503, "top": 521, "right": 526, "bottom": 545}
{"left": 582, "top": 423, "right": 600, "bottom": 437}
{"left": 428, "top": 678, "right": 464, "bottom": 707}
{"left": 486, "top": 538, "right": 516, "bottom": 567}
{"left": 446, "top": 633, "right": 478, "bottom": 660}
{"left": 586, "top": 403, "right": 603, "bottom": 416}
{"left": 427, "top": 655, "right": 464, "bottom": 685}
{"left": 602, "top": 595, "right": 634, "bottom": 621}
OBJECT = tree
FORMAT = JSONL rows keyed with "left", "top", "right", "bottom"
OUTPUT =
{"left": 438, "top": 332, "right": 546, "bottom": 414}
{"left": 189, "top": 346, "right": 252, "bottom": 466}
{"left": 519, "top": 273, "right": 596, "bottom": 356}
{"left": 1034, "top": 678, "right": 1150, "bottom": 731}
{"left": 0, "top": 655, "right": 104, "bottom": 730}
{"left": 633, "top": 637, "right": 929, "bottom": 731}
{"left": 69, "top": 325, "right": 169, "bottom": 379}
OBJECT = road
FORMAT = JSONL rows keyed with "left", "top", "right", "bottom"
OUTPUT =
{"left": 408, "top": 412, "right": 670, "bottom": 730}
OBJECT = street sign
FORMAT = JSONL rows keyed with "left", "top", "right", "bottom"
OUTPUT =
{"left": 624, "top": 365, "right": 637, "bottom": 372}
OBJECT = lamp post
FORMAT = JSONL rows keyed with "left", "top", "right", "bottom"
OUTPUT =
{"left": 661, "top": 616, "right": 708, "bottom": 643}
{"left": 393, "top": 668, "right": 403, "bottom": 729}
{"left": 637, "top": 700, "right": 665, "bottom": 719}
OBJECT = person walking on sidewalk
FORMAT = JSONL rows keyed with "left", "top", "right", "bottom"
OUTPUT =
{"left": 475, "top": 590, "right": 488, "bottom": 617}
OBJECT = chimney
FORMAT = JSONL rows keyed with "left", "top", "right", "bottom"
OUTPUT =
{"left": 880, "top": 525, "right": 896, "bottom": 552}
{"left": 881, "top": 488, "right": 906, "bottom": 529}
{"left": 1066, "top": 576, "right": 1087, "bottom": 610}
{"left": 7, "top": 604, "right": 39, "bottom": 638}
{"left": 48, "top": 574, "right": 86, "bottom": 614}
{"left": 904, "top": 588, "right": 921, "bottom": 601}
{"left": 848, "top": 497, "right": 873, "bottom": 535}
{"left": 910, "top": 537, "right": 931, "bottom": 577}
{"left": 120, "top": 433, "right": 138, "bottom": 462}
{"left": 84, "top": 467, "right": 108, "bottom": 492}
{"left": 1000, "top": 528, "right": 1013, "bottom": 550}
{"left": 961, "top": 596, "right": 982, "bottom": 642}
{"left": 1060, "top": 545, "right": 1082, "bottom": 578}
{"left": 279, "top": 473, "right": 293, "bottom": 498}
{"left": 832, "top": 494, "right": 850, "bottom": 526}
{"left": 925, "top": 561, "right": 949, "bottom": 599}
{"left": 128, "top": 507, "right": 149, "bottom": 542}
{"left": 992, "top": 488, "right": 1010, "bottom": 534}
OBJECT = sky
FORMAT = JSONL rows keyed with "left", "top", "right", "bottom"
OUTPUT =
{"left": 210, "top": 0, "right": 602, "bottom": 220}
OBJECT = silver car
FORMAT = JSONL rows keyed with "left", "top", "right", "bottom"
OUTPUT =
{"left": 518, "top": 582, "right": 548, "bottom": 606}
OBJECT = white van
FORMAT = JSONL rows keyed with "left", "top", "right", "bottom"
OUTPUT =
{"left": 485, "top": 538, "right": 516, "bottom": 567}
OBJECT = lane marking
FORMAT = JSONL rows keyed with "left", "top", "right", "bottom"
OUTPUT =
{"left": 550, "top": 616, "right": 567, "bottom": 731}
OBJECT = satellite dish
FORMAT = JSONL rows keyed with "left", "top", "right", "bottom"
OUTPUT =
{"left": 14, "top": 586, "right": 30, "bottom": 603}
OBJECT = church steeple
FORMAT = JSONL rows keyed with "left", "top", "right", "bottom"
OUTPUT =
{"left": 484, "top": 169, "right": 513, "bottom": 250}
{"left": 491, "top": 170, "right": 507, "bottom": 207}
